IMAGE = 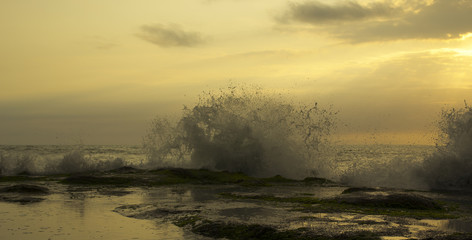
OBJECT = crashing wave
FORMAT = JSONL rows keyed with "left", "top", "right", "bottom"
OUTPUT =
{"left": 143, "top": 85, "right": 337, "bottom": 179}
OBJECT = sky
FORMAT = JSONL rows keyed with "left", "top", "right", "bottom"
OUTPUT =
{"left": 1, "top": 0, "right": 471, "bottom": 145}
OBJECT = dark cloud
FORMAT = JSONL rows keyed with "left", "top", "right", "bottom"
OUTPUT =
{"left": 137, "top": 24, "right": 206, "bottom": 47}
{"left": 279, "top": 0, "right": 472, "bottom": 42}
{"left": 279, "top": 1, "right": 402, "bottom": 24}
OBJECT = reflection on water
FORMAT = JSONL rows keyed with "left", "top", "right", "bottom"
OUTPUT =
{"left": 0, "top": 184, "right": 205, "bottom": 240}
{"left": 421, "top": 219, "right": 472, "bottom": 233}
{"left": 142, "top": 185, "right": 234, "bottom": 203}
{"left": 380, "top": 237, "right": 409, "bottom": 240}
{"left": 2, "top": 182, "right": 472, "bottom": 239}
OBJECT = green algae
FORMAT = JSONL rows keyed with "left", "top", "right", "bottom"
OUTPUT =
{"left": 61, "top": 175, "right": 143, "bottom": 185}
{"left": 262, "top": 175, "right": 296, "bottom": 183}
{"left": 297, "top": 201, "right": 457, "bottom": 220}
{"left": 58, "top": 167, "right": 333, "bottom": 187}
{"left": 0, "top": 175, "right": 50, "bottom": 182}
{"left": 0, "top": 184, "right": 49, "bottom": 195}
{"left": 173, "top": 215, "right": 202, "bottom": 227}
{"left": 2, "top": 167, "right": 334, "bottom": 188}
{"left": 303, "top": 177, "right": 335, "bottom": 185}
{"left": 221, "top": 192, "right": 457, "bottom": 220}
{"left": 220, "top": 192, "right": 322, "bottom": 204}
{"left": 176, "top": 218, "right": 381, "bottom": 240}
{"left": 151, "top": 168, "right": 254, "bottom": 184}
{"left": 0, "top": 184, "right": 50, "bottom": 204}
{"left": 341, "top": 187, "right": 380, "bottom": 194}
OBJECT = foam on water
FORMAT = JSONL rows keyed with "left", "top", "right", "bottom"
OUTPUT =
{"left": 0, "top": 145, "right": 143, "bottom": 175}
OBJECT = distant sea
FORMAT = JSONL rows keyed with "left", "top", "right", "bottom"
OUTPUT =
{"left": 0, "top": 144, "right": 435, "bottom": 181}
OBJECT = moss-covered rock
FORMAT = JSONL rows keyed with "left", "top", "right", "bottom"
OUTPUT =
{"left": 0, "top": 184, "right": 49, "bottom": 195}
{"left": 151, "top": 168, "right": 253, "bottom": 184}
{"left": 108, "top": 166, "right": 145, "bottom": 174}
{"left": 220, "top": 192, "right": 321, "bottom": 204}
{"left": 303, "top": 177, "right": 335, "bottom": 185}
{"left": 61, "top": 175, "right": 142, "bottom": 185}
{"left": 341, "top": 187, "right": 380, "bottom": 194}
{"left": 336, "top": 192, "right": 442, "bottom": 210}
{"left": 221, "top": 191, "right": 455, "bottom": 219}
{"left": 187, "top": 219, "right": 381, "bottom": 240}
{"left": 0, "top": 184, "right": 50, "bottom": 204}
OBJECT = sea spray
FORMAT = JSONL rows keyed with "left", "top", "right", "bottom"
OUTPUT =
{"left": 0, "top": 146, "right": 129, "bottom": 175}
{"left": 338, "top": 101, "right": 472, "bottom": 190}
{"left": 0, "top": 151, "right": 44, "bottom": 175}
{"left": 143, "top": 85, "right": 337, "bottom": 179}
{"left": 338, "top": 147, "right": 428, "bottom": 189}
{"left": 48, "top": 150, "right": 126, "bottom": 174}
{"left": 420, "top": 101, "right": 472, "bottom": 189}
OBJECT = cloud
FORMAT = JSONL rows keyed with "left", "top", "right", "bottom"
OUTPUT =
{"left": 314, "top": 50, "right": 472, "bottom": 139}
{"left": 278, "top": 0, "right": 403, "bottom": 24}
{"left": 137, "top": 24, "right": 206, "bottom": 47}
{"left": 278, "top": 0, "right": 472, "bottom": 42}
{"left": 328, "top": 50, "right": 472, "bottom": 103}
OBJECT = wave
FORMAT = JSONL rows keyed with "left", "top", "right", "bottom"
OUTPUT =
{"left": 143, "top": 85, "right": 337, "bottom": 179}
{"left": 339, "top": 101, "right": 472, "bottom": 190}
{"left": 0, "top": 148, "right": 127, "bottom": 175}
{"left": 2, "top": 84, "right": 470, "bottom": 191}
{"left": 419, "top": 101, "right": 472, "bottom": 189}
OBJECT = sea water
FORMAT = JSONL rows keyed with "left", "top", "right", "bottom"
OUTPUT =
{"left": 0, "top": 183, "right": 211, "bottom": 240}
{"left": 2, "top": 86, "right": 471, "bottom": 238}
{"left": 0, "top": 144, "right": 465, "bottom": 240}
{"left": 334, "top": 144, "right": 435, "bottom": 189}
{"left": 0, "top": 144, "right": 435, "bottom": 187}
{"left": 0, "top": 145, "right": 145, "bottom": 175}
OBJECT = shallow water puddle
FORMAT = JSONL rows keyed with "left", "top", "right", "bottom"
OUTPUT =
{"left": 380, "top": 237, "right": 409, "bottom": 240}
{"left": 0, "top": 185, "right": 204, "bottom": 240}
{"left": 419, "top": 219, "right": 472, "bottom": 233}
{"left": 291, "top": 212, "right": 405, "bottom": 237}
{"left": 2, "top": 182, "right": 472, "bottom": 239}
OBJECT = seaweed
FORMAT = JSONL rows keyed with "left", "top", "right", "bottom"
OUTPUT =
{"left": 181, "top": 219, "right": 381, "bottom": 240}
{"left": 220, "top": 192, "right": 321, "bottom": 204}
{"left": 221, "top": 192, "right": 456, "bottom": 219}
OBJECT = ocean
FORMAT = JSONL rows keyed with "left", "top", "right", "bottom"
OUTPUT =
{"left": 3, "top": 143, "right": 472, "bottom": 240}
{"left": 0, "top": 145, "right": 145, "bottom": 176}
{"left": 0, "top": 144, "right": 436, "bottom": 189}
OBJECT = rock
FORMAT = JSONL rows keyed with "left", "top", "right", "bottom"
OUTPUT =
{"left": 342, "top": 187, "right": 380, "bottom": 194}
{"left": 62, "top": 175, "right": 137, "bottom": 185}
{"left": 0, "top": 184, "right": 49, "bottom": 195}
{"left": 0, "top": 184, "right": 50, "bottom": 204}
{"left": 108, "top": 166, "right": 144, "bottom": 174}
{"left": 0, "top": 196, "right": 45, "bottom": 204}
{"left": 336, "top": 191, "right": 442, "bottom": 210}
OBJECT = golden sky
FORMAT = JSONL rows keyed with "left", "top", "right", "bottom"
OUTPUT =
{"left": 1, "top": 0, "right": 471, "bottom": 145}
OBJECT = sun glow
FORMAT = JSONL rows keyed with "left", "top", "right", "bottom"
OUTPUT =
{"left": 454, "top": 48, "right": 472, "bottom": 56}
{"left": 431, "top": 47, "right": 472, "bottom": 56}
{"left": 460, "top": 32, "right": 472, "bottom": 41}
